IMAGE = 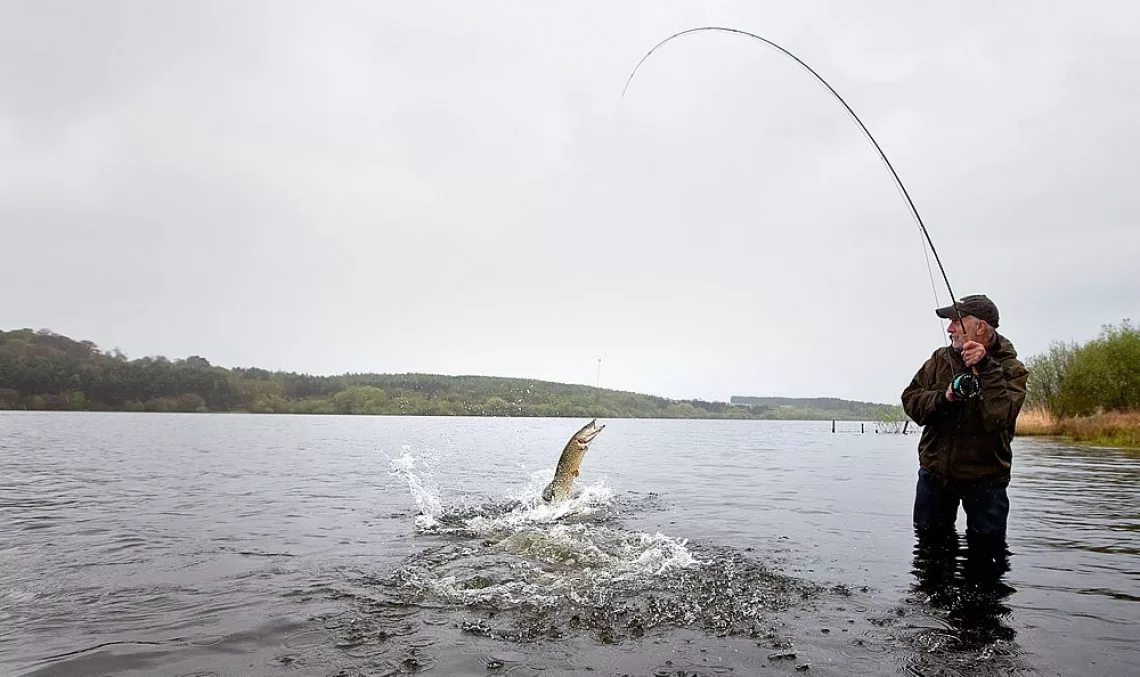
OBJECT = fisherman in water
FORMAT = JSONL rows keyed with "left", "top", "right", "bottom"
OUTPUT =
{"left": 900, "top": 294, "right": 1029, "bottom": 541}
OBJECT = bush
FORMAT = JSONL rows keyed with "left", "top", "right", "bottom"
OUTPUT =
{"left": 144, "top": 397, "right": 175, "bottom": 412}
{"left": 175, "top": 393, "right": 207, "bottom": 412}
{"left": 67, "top": 391, "right": 88, "bottom": 410}
{"left": 874, "top": 405, "right": 911, "bottom": 433}
{"left": 0, "top": 388, "right": 18, "bottom": 409}
{"left": 1051, "top": 320, "right": 1139, "bottom": 417}
{"left": 1024, "top": 340, "right": 1078, "bottom": 416}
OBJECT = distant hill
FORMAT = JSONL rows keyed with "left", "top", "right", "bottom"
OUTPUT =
{"left": 730, "top": 395, "right": 895, "bottom": 421}
{"left": 0, "top": 327, "right": 900, "bottom": 421}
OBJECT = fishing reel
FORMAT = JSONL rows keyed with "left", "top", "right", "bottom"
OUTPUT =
{"left": 951, "top": 372, "right": 982, "bottom": 400}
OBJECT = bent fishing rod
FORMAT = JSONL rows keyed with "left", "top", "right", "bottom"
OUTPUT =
{"left": 621, "top": 26, "right": 983, "bottom": 395}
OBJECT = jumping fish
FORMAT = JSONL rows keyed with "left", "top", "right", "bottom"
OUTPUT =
{"left": 541, "top": 419, "right": 606, "bottom": 503}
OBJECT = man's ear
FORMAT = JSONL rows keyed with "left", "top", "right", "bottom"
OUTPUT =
{"left": 975, "top": 321, "right": 988, "bottom": 337}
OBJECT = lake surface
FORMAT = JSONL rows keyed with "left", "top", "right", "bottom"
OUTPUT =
{"left": 0, "top": 412, "right": 1136, "bottom": 676}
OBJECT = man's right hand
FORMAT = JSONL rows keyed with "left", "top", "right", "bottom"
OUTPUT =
{"left": 945, "top": 383, "right": 956, "bottom": 402}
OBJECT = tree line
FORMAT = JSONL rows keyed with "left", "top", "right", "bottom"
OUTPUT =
{"left": 0, "top": 328, "right": 894, "bottom": 420}
{"left": 1023, "top": 319, "right": 1139, "bottom": 418}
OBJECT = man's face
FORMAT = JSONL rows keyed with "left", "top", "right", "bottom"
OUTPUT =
{"left": 947, "top": 315, "right": 982, "bottom": 349}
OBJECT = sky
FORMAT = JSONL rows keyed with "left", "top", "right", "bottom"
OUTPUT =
{"left": 2, "top": 1, "right": 1137, "bottom": 405}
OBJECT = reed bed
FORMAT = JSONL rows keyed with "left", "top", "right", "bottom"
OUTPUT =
{"left": 1016, "top": 407, "right": 1140, "bottom": 448}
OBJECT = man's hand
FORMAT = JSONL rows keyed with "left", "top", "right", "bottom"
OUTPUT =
{"left": 961, "top": 340, "right": 987, "bottom": 367}
{"left": 945, "top": 383, "right": 956, "bottom": 402}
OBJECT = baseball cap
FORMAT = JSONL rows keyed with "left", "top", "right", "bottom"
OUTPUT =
{"left": 935, "top": 294, "right": 999, "bottom": 328}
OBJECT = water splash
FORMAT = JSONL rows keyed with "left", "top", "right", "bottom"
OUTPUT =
{"left": 624, "top": 531, "right": 698, "bottom": 576}
{"left": 383, "top": 447, "right": 695, "bottom": 592}
{"left": 405, "top": 469, "right": 612, "bottom": 538}
{"left": 336, "top": 537, "right": 823, "bottom": 649}
{"left": 314, "top": 451, "right": 878, "bottom": 669}
{"left": 387, "top": 447, "right": 443, "bottom": 529}
{"left": 362, "top": 443, "right": 816, "bottom": 652}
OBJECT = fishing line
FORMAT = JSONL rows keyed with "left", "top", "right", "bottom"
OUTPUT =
{"left": 621, "top": 26, "right": 966, "bottom": 337}
{"left": 918, "top": 226, "right": 948, "bottom": 346}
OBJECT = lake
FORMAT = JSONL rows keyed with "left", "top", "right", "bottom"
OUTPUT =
{"left": 0, "top": 412, "right": 1135, "bottom": 676}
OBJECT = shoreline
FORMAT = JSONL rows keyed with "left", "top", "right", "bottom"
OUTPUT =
{"left": 1016, "top": 408, "right": 1140, "bottom": 449}
{"left": 0, "top": 409, "right": 882, "bottom": 423}
{"left": 7, "top": 405, "right": 1140, "bottom": 448}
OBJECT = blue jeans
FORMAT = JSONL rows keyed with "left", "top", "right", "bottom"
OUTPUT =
{"left": 913, "top": 467, "right": 1010, "bottom": 538}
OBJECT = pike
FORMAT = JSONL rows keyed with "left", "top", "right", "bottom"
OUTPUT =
{"left": 541, "top": 419, "right": 606, "bottom": 503}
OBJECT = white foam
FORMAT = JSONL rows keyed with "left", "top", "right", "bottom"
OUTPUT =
{"left": 387, "top": 447, "right": 444, "bottom": 528}
{"left": 621, "top": 532, "right": 700, "bottom": 576}
{"left": 398, "top": 563, "right": 560, "bottom": 609}
{"left": 388, "top": 450, "right": 699, "bottom": 584}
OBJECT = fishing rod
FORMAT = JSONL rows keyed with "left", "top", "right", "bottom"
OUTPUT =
{"left": 621, "top": 26, "right": 981, "bottom": 398}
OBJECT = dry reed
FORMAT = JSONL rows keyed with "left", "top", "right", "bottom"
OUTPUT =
{"left": 1016, "top": 407, "right": 1140, "bottom": 447}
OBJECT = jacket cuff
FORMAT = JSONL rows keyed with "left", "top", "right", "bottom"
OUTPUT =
{"left": 976, "top": 353, "right": 1000, "bottom": 373}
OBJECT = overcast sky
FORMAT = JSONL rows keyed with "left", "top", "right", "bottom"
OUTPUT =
{"left": 2, "top": 1, "right": 1137, "bottom": 404}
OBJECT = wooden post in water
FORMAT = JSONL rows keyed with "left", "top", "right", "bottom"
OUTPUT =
{"left": 861, "top": 423, "right": 865, "bottom": 434}
{"left": 903, "top": 420, "right": 909, "bottom": 434}
{"left": 832, "top": 420, "right": 836, "bottom": 433}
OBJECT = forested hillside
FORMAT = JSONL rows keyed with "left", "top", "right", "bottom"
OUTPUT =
{"left": 0, "top": 328, "right": 895, "bottom": 420}
{"left": 729, "top": 396, "right": 892, "bottom": 420}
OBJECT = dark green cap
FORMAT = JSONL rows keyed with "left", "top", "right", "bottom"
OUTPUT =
{"left": 935, "top": 294, "right": 999, "bottom": 328}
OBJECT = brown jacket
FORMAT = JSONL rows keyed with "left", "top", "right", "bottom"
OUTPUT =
{"left": 901, "top": 334, "right": 1029, "bottom": 481}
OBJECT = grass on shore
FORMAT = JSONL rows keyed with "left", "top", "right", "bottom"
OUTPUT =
{"left": 1016, "top": 407, "right": 1140, "bottom": 448}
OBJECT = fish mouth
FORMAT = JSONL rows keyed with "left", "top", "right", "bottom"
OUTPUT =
{"left": 576, "top": 420, "right": 605, "bottom": 445}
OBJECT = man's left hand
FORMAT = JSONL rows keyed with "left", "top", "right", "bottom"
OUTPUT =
{"left": 962, "top": 340, "right": 987, "bottom": 367}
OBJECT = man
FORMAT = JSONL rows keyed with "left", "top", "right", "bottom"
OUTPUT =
{"left": 901, "top": 294, "right": 1029, "bottom": 539}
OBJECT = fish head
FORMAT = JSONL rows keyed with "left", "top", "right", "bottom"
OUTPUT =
{"left": 574, "top": 419, "right": 605, "bottom": 447}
